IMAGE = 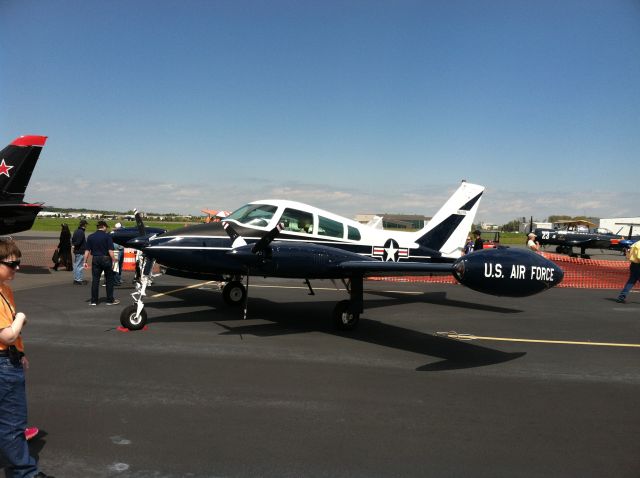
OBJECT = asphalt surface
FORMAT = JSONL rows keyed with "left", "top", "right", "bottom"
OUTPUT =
{"left": 3, "top": 257, "right": 639, "bottom": 477}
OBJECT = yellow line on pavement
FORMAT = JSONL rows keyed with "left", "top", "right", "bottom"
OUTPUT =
{"left": 441, "top": 332, "right": 640, "bottom": 348}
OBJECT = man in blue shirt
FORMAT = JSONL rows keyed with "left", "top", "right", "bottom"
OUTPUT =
{"left": 83, "top": 221, "right": 120, "bottom": 306}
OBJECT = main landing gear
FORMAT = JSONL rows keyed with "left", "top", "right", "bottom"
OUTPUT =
{"left": 119, "top": 259, "right": 366, "bottom": 332}
{"left": 215, "top": 275, "right": 365, "bottom": 330}
{"left": 331, "top": 275, "right": 363, "bottom": 331}
{"left": 222, "top": 280, "right": 246, "bottom": 306}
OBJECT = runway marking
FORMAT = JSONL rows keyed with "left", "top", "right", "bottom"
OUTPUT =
{"left": 438, "top": 332, "right": 640, "bottom": 348}
{"left": 150, "top": 281, "right": 218, "bottom": 298}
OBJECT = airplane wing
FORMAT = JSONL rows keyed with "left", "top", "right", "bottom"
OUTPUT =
{"left": 338, "top": 247, "right": 562, "bottom": 297}
{"left": 339, "top": 261, "right": 453, "bottom": 275}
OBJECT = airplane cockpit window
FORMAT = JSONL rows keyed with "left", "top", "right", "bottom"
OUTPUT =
{"left": 226, "top": 204, "right": 277, "bottom": 228}
{"left": 318, "top": 216, "right": 344, "bottom": 238}
{"left": 280, "top": 208, "right": 314, "bottom": 234}
{"left": 347, "top": 226, "right": 361, "bottom": 241}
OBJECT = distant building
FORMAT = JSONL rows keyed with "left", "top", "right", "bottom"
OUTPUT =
{"left": 481, "top": 222, "right": 500, "bottom": 231}
{"left": 599, "top": 217, "right": 640, "bottom": 236}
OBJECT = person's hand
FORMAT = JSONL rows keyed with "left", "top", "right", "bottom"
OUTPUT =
{"left": 84, "top": 262, "right": 89, "bottom": 269}
{"left": 15, "top": 312, "right": 26, "bottom": 324}
{"left": 21, "top": 355, "right": 29, "bottom": 369}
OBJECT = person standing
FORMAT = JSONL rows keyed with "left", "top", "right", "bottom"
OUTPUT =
{"left": 616, "top": 240, "right": 640, "bottom": 304}
{"left": 84, "top": 221, "right": 120, "bottom": 306}
{"left": 463, "top": 235, "right": 474, "bottom": 255}
{"left": 53, "top": 224, "right": 73, "bottom": 271}
{"left": 527, "top": 232, "right": 540, "bottom": 252}
{"left": 472, "top": 230, "right": 484, "bottom": 252}
{"left": 0, "top": 239, "right": 54, "bottom": 478}
{"left": 71, "top": 219, "right": 88, "bottom": 284}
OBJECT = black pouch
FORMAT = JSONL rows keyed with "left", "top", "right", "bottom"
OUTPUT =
{"left": 7, "top": 345, "right": 21, "bottom": 365}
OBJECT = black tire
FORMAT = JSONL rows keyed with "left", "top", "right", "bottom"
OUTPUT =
{"left": 120, "top": 305, "right": 148, "bottom": 331}
{"left": 223, "top": 281, "right": 246, "bottom": 306}
{"left": 333, "top": 300, "right": 360, "bottom": 331}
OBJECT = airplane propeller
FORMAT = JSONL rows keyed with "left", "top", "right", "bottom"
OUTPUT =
{"left": 251, "top": 223, "right": 284, "bottom": 254}
{"left": 222, "top": 222, "right": 247, "bottom": 248}
{"left": 134, "top": 209, "right": 146, "bottom": 235}
{"left": 222, "top": 221, "right": 284, "bottom": 256}
{"left": 221, "top": 221, "right": 285, "bottom": 319}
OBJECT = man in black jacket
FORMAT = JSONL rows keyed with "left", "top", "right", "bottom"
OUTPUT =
{"left": 71, "top": 219, "right": 87, "bottom": 284}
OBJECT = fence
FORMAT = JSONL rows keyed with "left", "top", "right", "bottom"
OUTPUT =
{"left": 370, "top": 252, "right": 638, "bottom": 290}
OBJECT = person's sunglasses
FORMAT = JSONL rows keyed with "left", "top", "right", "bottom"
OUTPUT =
{"left": 0, "top": 260, "right": 20, "bottom": 269}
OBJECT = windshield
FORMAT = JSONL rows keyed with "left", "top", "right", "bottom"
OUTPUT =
{"left": 226, "top": 204, "right": 277, "bottom": 227}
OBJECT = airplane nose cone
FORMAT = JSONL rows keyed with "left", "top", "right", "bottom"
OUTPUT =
{"left": 453, "top": 248, "right": 563, "bottom": 297}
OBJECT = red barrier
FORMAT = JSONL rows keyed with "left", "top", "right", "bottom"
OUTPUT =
{"left": 369, "top": 252, "right": 639, "bottom": 291}
{"left": 538, "top": 252, "right": 637, "bottom": 290}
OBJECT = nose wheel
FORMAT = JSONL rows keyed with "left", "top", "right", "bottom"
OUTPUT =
{"left": 120, "top": 305, "right": 148, "bottom": 330}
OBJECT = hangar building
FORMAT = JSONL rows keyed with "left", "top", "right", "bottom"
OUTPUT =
{"left": 599, "top": 217, "right": 640, "bottom": 236}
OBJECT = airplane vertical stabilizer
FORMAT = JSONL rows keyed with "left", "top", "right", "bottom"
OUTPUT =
{"left": 0, "top": 135, "right": 48, "bottom": 235}
{"left": 412, "top": 181, "right": 484, "bottom": 259}
{"left": 0, "top": 135, "right": 48, "bottom": 202}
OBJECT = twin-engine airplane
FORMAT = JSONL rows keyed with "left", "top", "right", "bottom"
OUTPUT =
{"left": 0, "top": 135, "right": 48, "bottom": 235}
{"left": 113, "top": 181, "right": 563, "bottom": 331}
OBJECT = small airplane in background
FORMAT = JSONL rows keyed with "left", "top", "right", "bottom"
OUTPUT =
{"left": 534, "top": 219, "right": 623, "bottom": 258}
{"left": 610, "top": 223, "right": 640, "bottom": 251}
{"left": 201, "top": 208, "right": 231, "bottom": 223}
{"left": 113, "top": 181, "right": 563, "bottom": 331}
{"left": 0, "top": 135, "right": 48, "bottom": 235}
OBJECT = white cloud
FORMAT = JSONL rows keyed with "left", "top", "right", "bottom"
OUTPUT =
{"left": 26, "top": 177, "right": 640, "bottom": 225}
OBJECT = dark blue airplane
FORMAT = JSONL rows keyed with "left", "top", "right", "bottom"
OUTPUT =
{"left": 112, "top": 181, "right": 564, "bottom": 331}
{"left": 533, "top": 219, "right": 624, "bottom": 258}
{"left": 609, "top": 223, "right": 640, "bottom": 252}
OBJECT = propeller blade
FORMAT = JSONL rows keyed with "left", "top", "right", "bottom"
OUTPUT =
{"left": 251, "top": 223, "right": 283, "bottom": 254}
{"left": 134, "top": 209, "right": 146, "bottom": 236}
{"left": 223, "top": 222, "right": 247, "bottom": 248}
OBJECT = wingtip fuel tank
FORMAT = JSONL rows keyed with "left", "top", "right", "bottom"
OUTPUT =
{"left": 453, "top": 248, "right": 563, "bottom": 297}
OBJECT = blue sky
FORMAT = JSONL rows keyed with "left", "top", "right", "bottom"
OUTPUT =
{"left": 1, "top": 0, "right": 639, "bottom": 224}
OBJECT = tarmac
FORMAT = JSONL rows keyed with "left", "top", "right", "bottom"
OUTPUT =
{"left": 2, "top": 233, "right": 639, "bottom": 477}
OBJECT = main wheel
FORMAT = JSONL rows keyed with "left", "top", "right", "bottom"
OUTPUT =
{"left": 222, "top": 281, "right": 246, "bottom": 306}
{"left": 120, "top": 305, "right": 148, "bottom": 331}
{"left": 333, "top": 300, "right": 360, "bottom": 331}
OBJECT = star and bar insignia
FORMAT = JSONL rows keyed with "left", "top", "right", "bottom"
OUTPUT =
{"left": 372, "top": 239, "right": 409, "bottom": 262}
{"left": 0, "top": 159, "right": 13, "bottom": 178}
